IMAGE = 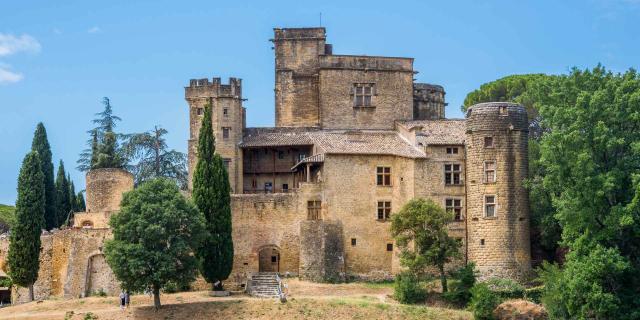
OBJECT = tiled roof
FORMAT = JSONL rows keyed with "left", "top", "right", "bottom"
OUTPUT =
{"left": 291, "top": 153, "right": 325, "bottom": 170}
{"left": 399, "top": 119, "right": 466, "bottom": 145}
{"left": 240, "top": 127, "right": 319, "bottom": 147}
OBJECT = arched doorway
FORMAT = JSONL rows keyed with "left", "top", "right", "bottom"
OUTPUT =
{"left": 85, "top": 254, "right": 119, "bottom": 296}
{"left": 258, "top": 246, "right": 280, "bottom": 272}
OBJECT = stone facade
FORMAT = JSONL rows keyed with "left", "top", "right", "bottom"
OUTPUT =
{"left": 186, "top": 27, "right": 531, "bottom": 283}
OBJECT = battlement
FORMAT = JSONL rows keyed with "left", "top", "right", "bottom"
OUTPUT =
{"left": 186, "top": 77, "right": 242, "bottom": 99}
{"left": 319, "top": 54, "right": 413, "bottom": 72}
{"left": 466, "top": 102, "right": 528, "bottom": 132}
{"left": 272, "top": 27, "right": 326, "bottom": 41}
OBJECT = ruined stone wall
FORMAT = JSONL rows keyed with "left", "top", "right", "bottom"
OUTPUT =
{"left": 185, "top": 77, "right": 244, "bottom": 192}
{"left": 85, "top": 169, "right": 133, "bottom": 214}
{"left": 318, "top": 56, "right": 414, "bottom": 130}
{"left": 465, "top": 102, "right": 531, "bottom": 281}
{"left": 413, "top": 83, "right": 446, "bottom": 120}
{"left": 299, "top": 220, "right": 345, "bottom": 282}
{"left": 273, "top": 28, "right": 326, "bottom": 127}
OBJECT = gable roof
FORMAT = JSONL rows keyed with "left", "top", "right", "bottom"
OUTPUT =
{"left": 399, "top": 119, "right": 466, "bottom": 145}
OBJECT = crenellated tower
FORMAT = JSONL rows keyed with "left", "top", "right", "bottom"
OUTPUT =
{"left": 465, "top": 102, "right": 531, "bottom": 281}
{"left": 185, "top": 77, "right": 245, "bottom": 192}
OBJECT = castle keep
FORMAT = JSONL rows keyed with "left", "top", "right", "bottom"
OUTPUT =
{"left": 186, "top": 27, "right": 531, "bottom": 282}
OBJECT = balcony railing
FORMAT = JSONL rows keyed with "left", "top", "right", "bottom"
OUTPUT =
{"left": 243, "top": 188, "right": 296, "bottom": 194}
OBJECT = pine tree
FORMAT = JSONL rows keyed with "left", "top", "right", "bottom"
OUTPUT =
{"left": 76, "top": 192, "right": 86, "bottom": 212}
{"left": 8, "top": 151, "right": 45, "bottom": 301}
{"left": 55, "top": 161, "right": 71, "bottom": 227}
{"left": 68, "top": 178, "right": 77, "bottom": 212}
{"left": 77, "top": 97, "right": 126, "bottom": 171}
{"left": 93, "top": 131, "right": 124, "bottom": 169}
{"left": 193, "top": 105, "right": 233, "bottom": 291}
{"left": 30, "top": 123, "right": 57, "bottom": 230}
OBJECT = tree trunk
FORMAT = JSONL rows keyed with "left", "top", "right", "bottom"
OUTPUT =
{"left": 439, "top": 265, "right": 448, "bottom": 293}
{"left": 28, "top": 284, "right": 34, "bottom": 301}
{"left": 153, "top": 284, "right": 161, "bottom": 311}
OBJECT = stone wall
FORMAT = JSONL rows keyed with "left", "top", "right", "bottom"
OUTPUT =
{"left": 465, "top": 102, "right": 531, "bottom": 281}
{"left": 85, "top": 168, "right": 133, "bottom": 214}
{"left": 413, "top": 83, "right": 446, "bottom": 120}
{"left": 299, "top": 220, "right": 345, "bottom": 282}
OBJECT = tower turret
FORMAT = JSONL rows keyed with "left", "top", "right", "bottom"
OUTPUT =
{"left": 413, "top": 83, "right": 446, "bottom": 120}
{"left": 465, "top": 102, "right": 530, "bottom": 281}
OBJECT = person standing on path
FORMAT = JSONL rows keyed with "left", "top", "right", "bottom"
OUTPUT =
{"left": 119, "top": 291, "right": 126, "bottom": 310}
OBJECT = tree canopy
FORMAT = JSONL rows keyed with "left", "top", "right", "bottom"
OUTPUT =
{"left": 104, "top": 178, "right": 205, "bottom": 310}
{"left": 77, "top": 97, "right": 127, "bottom": 171}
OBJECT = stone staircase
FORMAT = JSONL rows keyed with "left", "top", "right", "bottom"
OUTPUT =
{"left": 247, "top": 272, "right": 282, "bottom": 298}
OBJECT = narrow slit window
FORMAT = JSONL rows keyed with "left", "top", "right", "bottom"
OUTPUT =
{"left": 222, "top": 127, "right": 231, "bottom": 139}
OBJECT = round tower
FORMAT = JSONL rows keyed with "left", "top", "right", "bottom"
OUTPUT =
{"left": 85, "top": 168, "right": 134, "bottom": 213}
{"left": 465, "top": 102, "right": 530, "bottom": 281}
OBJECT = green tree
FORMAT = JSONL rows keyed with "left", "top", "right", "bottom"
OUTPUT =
{"left": 93, "top": 131, "right": 124, "bottom": 169}
{"left": 193, "top": 105, "right": 234, "bottom": 291}
{"left": 68, "top": 177, "right": 77, "bottom": 212}
{"left": 104, "top": 178, "right": 205, "bottom": 310}
{"left": 0, "top": 204, "right": 16, "bottom": 233}
{"left": 8, "top": 151, "right": 45, "bottom": 301}
{"left": 76, "top": 192, "right": 86, "bottom": 212}
{"left": 55, "top": 160, "right": 71, "bottom": 227}
{"left": 538, "top": 66, "right": 640, "bottom": 318}
{"left": 391, "top": 198, "right": 460, "bottom": 293}
{"left": 77, "top": 97, "right": 127, "bottom": 171}
{"left": 31, "top": 123, "right": 57, "bottom": 230}
{"left": 124, "top": 126, "right": 188, "bottom": 189}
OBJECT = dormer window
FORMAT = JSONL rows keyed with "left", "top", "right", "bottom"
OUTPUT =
{"left": 353, "top": 83, "right": 375, "bottom": 107}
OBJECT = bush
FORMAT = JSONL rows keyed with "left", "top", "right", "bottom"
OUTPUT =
{"left": 469, "top": 283, "right": 500, "bottom": 320}
{"left": 393, "top": 272, "right": 427, "bottom": 304}
{"left": 0, "top": 277, "right": 12, "bottom": 288}
{"left": 444, "top": 263, "right": 476, "bottom": 306}
{"left": 524, "top": 286, "right": 543, "bottom": 304}
{"left": 485, "top": 278, "right": 525, "bottom": 300}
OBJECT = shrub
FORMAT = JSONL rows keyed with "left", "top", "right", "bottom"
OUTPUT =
{"left": 524, "top": 286, "right": 544, "bottom": 304}
{"left": 444, "top": 263, "right": 476, "bottom": 306}
{"left": 469, "top": 283, "right": 500, "bottom": 320}
{"left": 163, "top": 281, "right": 178, "bottom": 293}
{"left": 393, "top": 272, "right": 427, "bottom": 304}
{"left": 485, "top": 278, "right": 525, "bottom": 300}
{"left": 0, "top": 277, "right": 12, "bottom": 288}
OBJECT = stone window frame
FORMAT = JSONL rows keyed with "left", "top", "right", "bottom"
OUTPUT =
{"left": 351, "top": 238, "right": 357, "bottom": 246}
{"left": 352, "top": 83, "right": 376, "bottom": 108}
{"left": 484, "top": 136, "right": 494, "bottom": 148}
{"left": 386, "top": 243, "right": 393, "bottom": 252}
{"left": 376, "top": 166, "right": 392, "bottom": 186}
{"left": 446, "top": 147, "right": 459, "bottom": 155}
{"left": 445, "top": 198, "right": 463, "bottom": 221}
{"left": 484, "top": 194, "right": 497, "bottom": 218}
{"left": 196, "top": 107, "right": 204, "bottom": 116}
{"left": 377, "top": 200, "right": 392, "bottom": 221}
{"left": 483, "top": 160, "right": 497, "bottom": 184}
{"left": 307, "top": 200, "right": 322, "bottom": 220}
{"left": 444, "top": 163, "right": 462, "bottom": 186}
{"left": 223, "top": 107, "right": 229, "bottom": 117}
{"left": 222, "top": 127, "right": 231, "bottom": 139}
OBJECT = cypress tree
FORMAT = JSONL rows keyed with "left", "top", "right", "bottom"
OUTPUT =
{"left": 90, "top": 129, "right": 99, "bottom": 169}
{"left": 193, "top": 104, "right": 233, "bottom": 291}
{"left": 8, "top": 151, "right": 45, "bottom": 301}
{"left": 55, "top": 161, "right": 71, "bottom": 227}
{"left": 76, "top": 192, "right": 86, "bottom": 212}
{"left": 30, "top": 123, "right": 57, "bottom": 230}
{"left": 68, "top": 178, "right": 77, "bottom": 213}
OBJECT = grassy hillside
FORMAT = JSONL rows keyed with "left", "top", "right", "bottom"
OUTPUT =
{"left": 0, "top": 204, "right": 15, "bottom": 233}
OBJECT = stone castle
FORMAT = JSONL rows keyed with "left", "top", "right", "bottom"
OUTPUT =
{"left": 0, "top": 26, "right": 530, "bottom": 303}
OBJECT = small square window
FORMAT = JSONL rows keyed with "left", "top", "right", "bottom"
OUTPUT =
{"left": 484, "top": 136, "right": 494, "bottom": 148}
{"left": 196, "top": 108, "right": 204, "bottom": 116}
{"left": 351, "top": 238, "right": 357, "bottom": 246}
{"left": 446, "top": 147, "right": 458, "bottom": 154}
{"left": 282, "top": 183, "right": 289, "bottom": 191}
{"left": 223, "top": 108, "right": 229, "bottom": 117}
{"left": 271, "top": 256, "right": 277, "bottom": 263}
{"left": 353, "top": 83, "right": 375, "bottom": 107}
{"left": 222, "top": 127, "right": 231, "bottom": 139}
{"left": 480, "top": 239, "right": 485, "bottom": 245}
{"left": 386, "top": 243, "right": 393, "bottom": 251}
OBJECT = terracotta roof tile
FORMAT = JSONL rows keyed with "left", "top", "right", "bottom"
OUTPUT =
{"left": 399, "top": 119, "right": 466, "bottom": 145}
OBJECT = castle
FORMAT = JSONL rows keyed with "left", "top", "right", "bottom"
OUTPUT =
{"left": 0, "top": 26, "right": 530, "bottom": 303}
{"left": 185, "top": 27, "right": 531, "bottom": 282}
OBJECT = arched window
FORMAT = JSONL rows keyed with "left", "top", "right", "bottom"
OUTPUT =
{"left": 81, "top": 221, "right": 94, "bottom": 229}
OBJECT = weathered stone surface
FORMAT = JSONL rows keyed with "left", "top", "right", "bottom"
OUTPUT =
{"left": 85, "top": 168, "right": 133, "bottom": 214}
{"left": 494, "top": 299, "right": 548, "bottom": 320}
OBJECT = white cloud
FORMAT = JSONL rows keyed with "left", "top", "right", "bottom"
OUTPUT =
{"left": 53, "top": 28, "right": 62, "bottom": 35}
{"left": 0, "top": 33, "right": 41, "bottom": 57}
{"left": 0, "top": 64, "right": 24, "bottom": 84}
{"left": 87, "top": 26, "right": 101, "bottom": 34}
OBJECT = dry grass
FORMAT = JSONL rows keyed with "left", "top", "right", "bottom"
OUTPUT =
{"left": 0, "top": 279, "right": 472, "bottom": 320}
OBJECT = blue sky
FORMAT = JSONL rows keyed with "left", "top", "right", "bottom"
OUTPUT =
{"left": 1, "top": 0, "right": 639, "bottom": 204}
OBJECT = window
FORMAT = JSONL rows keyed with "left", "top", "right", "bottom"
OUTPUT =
{"left": 298, "top": 154, "right": 307, "bottom": 162}
{"left": 480, "top": 239, "right": 485, "bottom": 245}
{"left": 222, "top": 127, "right": 231, "bottom": 139}
{"left": 223, "top": 158, "right": 231, "bottom": 171}
{"left": 271, "top": 256, "right": 277, "bottom": 263}
{"left": 484, "top": 195, "right": 496, "bottom": 217}
{"left": 484, "top": 161, "right": 496, "bottom": 183}
{"left": 353, "top": 83, "right": 374, "bottom": 107}
{"left": 223, "top": 108, "right": 229, "bottom": 117}
{"left": 484, "top": 136, "right": 494, "bottom": 148}
{"left": 376, "top": 166, "right": 391, "bottom": 186}
{"left": 446, "top": 147, "right": 459, "bottom": 154}
{"left": 196, "top": 107, "right": 204, "bottom": 116}
{"left": 307, "top": 200, "right": 321, "bottom": 220}
{"left": 351, "top": 238, "right": 357, "bottom": 246}
{"left": 444, "top": 164, "right": 462, "bottom": 185}
{"left": 445, "top": 198, "right": 463, "bottom": 221}
{"left": 278, "top": 151, "right": 285, "bottom": 159}
{"left": 81, "top": 221, "right": 93, "bottom": 229}
{"left": 386, "top": 243, "right": 393, "bottom": 251}
{"left": 282, "top": 183, "right": 289, "bottom": 191}
{"left": 377, "top": 201, "right": 392, "bottom": 220}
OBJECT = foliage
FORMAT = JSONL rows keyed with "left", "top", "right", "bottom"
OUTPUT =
{"left": 524, "top": 286, "right": 543, "bottom": 304}
{"left": 162, "top": 280, "right": 191, "bottom": 294}
{"left": 83, "top": 312, "right": 98, "bottom": 320}
{"left": 0, "top": 204, "right": 15, "bottom": 233}
{"left": 76, "top": 192, "right": 86, "bottom": 212}
{"left": 8, "top": 151, "right": 45, "bottom": 300}
{"left": 391, "top": 198, "right": 461, "bottom": 293}
{"left": 393, "top": 272, "right": 427, "bottom": 304}
{"left": 31, "top": 123, "right": 57, "bottom": 231}
{"left": 123, "top": 126, "right": 188, "bottom": 189}
{"left": 0, "top": 276, "right": 12, "bottom": 288}
{"left": 192, "top": 104, "right": 234, "bottom": 290}
{"left": 537, "top": 66, "right": 640, "bottom": 319}
{"left": 443, "top": 263, "right": 477, "bottom": 306}
{"left": 104, "top": 178, "right": 205, "bottom": 310}
{"left": 55, "top": 160, "right": 71, "bottom": 227}
{"left": 77, "top": 97, "right": 127, "bottom": 171}
{"left": 469, "top": 283, "right": 500, "bottom": 320}
{"left": 68, "top": 178, "right": 77, "bottom": 212}
{"left": 484, "top": 278, "right": 525, "bottom": 301}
